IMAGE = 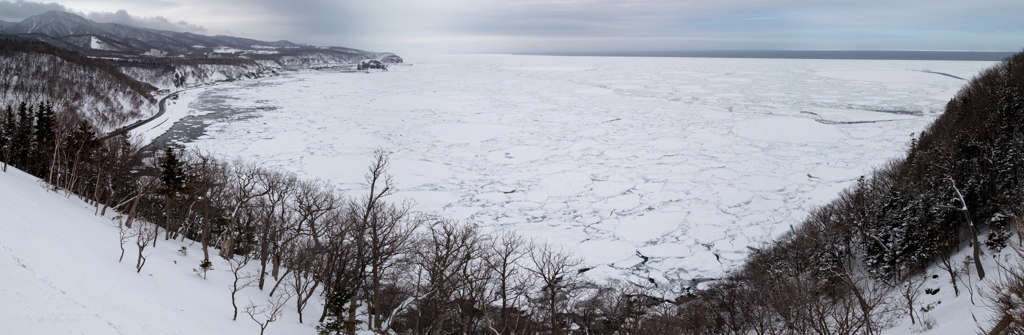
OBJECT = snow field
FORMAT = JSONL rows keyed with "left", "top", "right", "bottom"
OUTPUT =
{"left": 181, "top": 54, "right": 996, "bottom": 289}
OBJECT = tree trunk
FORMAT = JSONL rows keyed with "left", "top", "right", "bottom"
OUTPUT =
{"left": 969, "top": 222, "right": 986, "bottom": 280}
{"left": 94, "top": 164, "right": 104, "bottom": 207}
{"left": 318, "top": 301, "right": 329, "bottom": 323}
{"left": 989, "top": 315, "right": 1013, "bottom": 335}
{"left": 908, "top": 299, "right": 916, "bottom": 325}
{"left": 221, "top": 216, "right": 236, "bottom": 259}
{"left": 259, "top": 251, "right": 268, "bottom": 290}
{"left": 46, "top": 136, "right": 60, "bottom": 191}
{"left": 100, "top": 191, "right": 109, "bottom": 216}
{"left": 268, "top": 267, "right": 293, "bottom": 297}
{"left": 201, "top": 217, "right": 210, "bottom": 262}
{"left": 272, "top": 254, "right": 280, "bottom": 280}
{"left": 346, "top": 299, "right": 358, "bottom": 335}
{"left": 550, "top": 286, "right": 558, "bottom": 335}
{"left": 124, "top": 194, "right": 140, "bottom": 228}
{"left": 372, "top": 272, "right": 383, "bottom": 331}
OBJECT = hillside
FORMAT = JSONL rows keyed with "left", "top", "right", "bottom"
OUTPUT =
{"left": 668, "top": 51, "right": 1024, "bottom": 333}
{"left": 109, "top": 57, "right": 273, "bottom": 90}
{"left": 0, "top": 165, "right": 320, "bottom": 335}
{"left": 0, "top": 39, "right": 158, "bottom": 131}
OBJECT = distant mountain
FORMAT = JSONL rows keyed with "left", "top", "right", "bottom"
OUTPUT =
{"left": 0, "top": 11, "right": 401, "bottom": 64}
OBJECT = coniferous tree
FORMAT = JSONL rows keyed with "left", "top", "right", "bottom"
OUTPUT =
{"left": 158, "top": 147, "right": 188, "bottom": 242}
{"left": 159, "top": 147, "right": 187, "bottom": 197}
{"left": 32, "top": 101, "right": 55, "bottom": 175}
{"left": 12, "top": 102, "right": 33, "bottom": 167}
{"left": 0, "top": 105, "right": 12, "bottom": 171}
{"left": 316, "top": 286, "right": 352, "bottom": 335}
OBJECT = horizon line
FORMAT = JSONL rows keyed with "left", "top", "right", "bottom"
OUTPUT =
{"left": 501, "top": 49, "right": 1017, "bottom": 61}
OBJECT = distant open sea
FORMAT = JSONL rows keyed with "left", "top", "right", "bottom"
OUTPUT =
{"left": 521, "top": 50, "right": 1016, "bottom": 61}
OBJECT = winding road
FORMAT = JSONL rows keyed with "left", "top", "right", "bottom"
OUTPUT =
{"left": 97, "top": 89, "right": 182, "bottom": 142}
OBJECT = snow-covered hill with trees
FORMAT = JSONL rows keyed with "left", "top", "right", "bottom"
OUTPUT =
{"left": 0, "top": 39, "right": 157, "bottom": 131}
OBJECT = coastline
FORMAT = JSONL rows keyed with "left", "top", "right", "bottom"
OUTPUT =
{"left": 130, "top": 87, "right": 210, "bottom": 145}
{"left": 130, "top": 73, "right": 294, "bottom": 148}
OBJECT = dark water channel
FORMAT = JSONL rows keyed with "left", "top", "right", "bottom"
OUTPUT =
{"left": 145, "top": 82, "right": 281, "bottom": 151}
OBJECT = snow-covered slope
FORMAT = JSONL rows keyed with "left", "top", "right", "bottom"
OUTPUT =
{"left": 0, "top": 167, "right": 319, "bottom": 335}
{"left": 881, "top": 240, "right": 1014, "bottom": 334}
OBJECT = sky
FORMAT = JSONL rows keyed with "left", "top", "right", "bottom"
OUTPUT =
{"left": 0, "top": 0, "right": 1021, "bottom": 55}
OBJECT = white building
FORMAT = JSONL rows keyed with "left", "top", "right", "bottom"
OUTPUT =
{"left": 144, "top": 49, "right": 168, "bottom": 57}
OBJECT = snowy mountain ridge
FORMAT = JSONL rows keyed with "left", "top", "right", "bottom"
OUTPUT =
{"left": 0, "top": 10, "right": 402, "bottom": 66}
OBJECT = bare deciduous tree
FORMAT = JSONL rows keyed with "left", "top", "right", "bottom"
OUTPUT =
{"left": 937, "top": 249, "right": 961, "bottom": 297}
{"left": 287, "top": 241, "right": 321, "bottom": 324}
{"left": 960, "top": 256, "right": 977, "bottom": 305}
{"left": 353, "top": 149, "right": 420, "bottom": 332}
{"left": 897, "top": 273, "right": 926, "bottom": 325}
{"left": 219, "top": 160, "right": 271, "bottom": 260}
{"left": 112, "top": 215, "right": 132, "bottom": 263}
{"left": 254, "top": 169, "right": 297, "bottom": 290}
{"left": 228, "top": 251, "right": 256, "bottom": 321}
{"left": 527, "top": 241, "right": 583, "bottom": 335}
{"left": 484, "top": 230, "right": 530, "bottom": 335}
{"left": 134, "top": 222, "right": 156, "bottom": 273}
{"left": 405, "top": 218, "right": 486, "bottom": 335}
{"left": 245, "top": 290, "right": 292, "bottom": 335}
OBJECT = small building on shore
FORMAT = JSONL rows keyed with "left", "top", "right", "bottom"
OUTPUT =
{"left": 144, "top": 49, "right": 168, "bottom": 57}
{"left": 283, "top": 63, "right": 310, "bottom": 71}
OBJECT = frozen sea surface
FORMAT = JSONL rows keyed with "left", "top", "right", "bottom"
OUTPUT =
{"left": 177, "top": 54, "right": 995, "bottom": 289}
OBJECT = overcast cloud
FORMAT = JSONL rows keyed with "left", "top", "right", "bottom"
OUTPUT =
{"left": 0, "top": 0, "right": 65, "bottom": 21}
{"left": 77, "top": 9, "right": 207, "bottom": 33}
{"left": 0, "top": 0, "right": 206, "bottom": 33}
{"left": 1, "top": 0, "right": 1021, "bottom": 54}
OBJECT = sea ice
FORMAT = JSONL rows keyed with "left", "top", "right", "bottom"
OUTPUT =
{"left": 177, "top": 54, "right": 996, "bottom": 290}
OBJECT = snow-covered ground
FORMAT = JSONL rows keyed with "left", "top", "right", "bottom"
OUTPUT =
{"left": 173, "top": 54, "right": 995, "bottom": 288}
{"left": 881, "top": 237, "right": 1019, "bottom": 334}
{"left": 0, "top": 167, "right": 321, "bottom": 335}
